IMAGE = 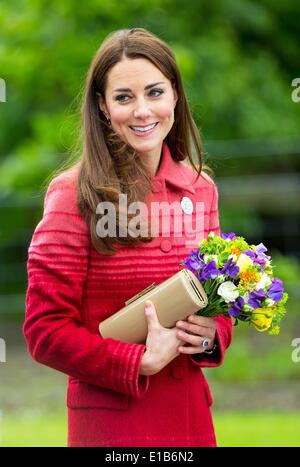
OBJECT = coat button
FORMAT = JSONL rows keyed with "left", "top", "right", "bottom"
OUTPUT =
{"left": 170, "top": 366, "right": 184, "bottom": 380}
{"left": 152, "top": 180, "right": 163, "bottom": 193}
{"left": 180, "top": 196, "right": 193, "bottom": 214}
{"left": 160, "top": 239, "right": 172, "bottom": 252}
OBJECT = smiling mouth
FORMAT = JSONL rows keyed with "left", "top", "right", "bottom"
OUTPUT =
{"left": 129, "top": 122, "right": 159, "bottom": 134}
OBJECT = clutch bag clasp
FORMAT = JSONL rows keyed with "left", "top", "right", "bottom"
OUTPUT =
{"left": 125, "top": 283, "right": 157, "bottom": 306}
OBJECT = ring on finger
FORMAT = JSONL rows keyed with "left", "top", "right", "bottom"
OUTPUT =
{"left": 202, "top": 338, "right": 210, "bottom": 348}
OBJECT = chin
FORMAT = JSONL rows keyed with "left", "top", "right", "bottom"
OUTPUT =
{"left": 132, "top": 137, "right": 162, "bottom": 147}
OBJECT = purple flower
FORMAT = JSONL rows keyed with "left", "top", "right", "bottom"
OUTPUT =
{"left": 268, "top": 278, "right": 284, "bottom": 302}
{"left": 228, "top": 297, "right": 245, "bottom": 317}
{"left": 255, "top": 243, "right": 269, "bottom": 255}
{"left": 244, "top": 249, "right": 260, "bottom": 263}
{"left": 221, "top": 257, "right": 240, "bottom": 279}
{"left": 248, "top": 289, "right": 266, "bottom": 309}
{"left": 244, "top": 243, "right": 271, "bottom": 270}
{"left": 184, "top": 250, "right": 204, "bottom": 273}
{"left": 221, "top": 232, "right": 237, "bottom": 240}
{"left": 198, "top": 261, "right": 221, "bottom": 283}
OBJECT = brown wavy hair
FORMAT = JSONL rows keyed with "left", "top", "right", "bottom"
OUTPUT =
{"left": 77, "top": 27, "right": 203, "bottom": 255}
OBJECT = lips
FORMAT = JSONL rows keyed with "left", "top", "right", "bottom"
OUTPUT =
{"left": 129, "top": 122, "right": 159, "bottom": 136}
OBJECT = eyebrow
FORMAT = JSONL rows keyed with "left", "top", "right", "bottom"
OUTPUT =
{"left": 112, "top": 81, "right": 166, "bottom": 93}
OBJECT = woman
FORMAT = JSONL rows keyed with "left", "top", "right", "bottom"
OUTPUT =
{"left": 24, "top": 28, "right": 232, "bottom": 447}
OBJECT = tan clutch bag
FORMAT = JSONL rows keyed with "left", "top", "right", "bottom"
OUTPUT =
{"left": 99, "top": 268, "right": 208, "bottom": 344}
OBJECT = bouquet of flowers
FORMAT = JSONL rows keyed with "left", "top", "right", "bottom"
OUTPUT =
{"left": 181, "top": 232, "right": 288, "bottom": 335}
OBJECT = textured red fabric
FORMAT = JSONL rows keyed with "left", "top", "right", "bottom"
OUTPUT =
{"left": 24, "top": 142, "right": 232, "bottom": 447}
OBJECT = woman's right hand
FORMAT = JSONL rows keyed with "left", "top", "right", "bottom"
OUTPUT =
{"left": 139, "top": 300, "right": 184, "bottom": 376}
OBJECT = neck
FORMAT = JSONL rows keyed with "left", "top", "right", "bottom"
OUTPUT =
{"left": 140, "top": 145, "right": 163, "bottom": 177}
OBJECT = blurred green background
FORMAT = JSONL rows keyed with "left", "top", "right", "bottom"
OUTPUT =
{"left": 0, "top": 0, "right": 299, "bottom": 447}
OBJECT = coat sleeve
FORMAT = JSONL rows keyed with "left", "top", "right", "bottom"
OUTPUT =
{"left": 190, "top": 182, "right": 233, "bottom": 367}
{"left": 23, "top": 174, "right": 149, "bottom": 397}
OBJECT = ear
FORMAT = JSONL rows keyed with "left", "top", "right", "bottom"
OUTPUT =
{"left": 97, "top": 92, "right": 108, "bottom": 117}
{"left": 172, "top": 85, "right": 178, "bottom": 108}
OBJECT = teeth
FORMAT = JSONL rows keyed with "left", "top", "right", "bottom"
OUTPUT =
{"left": 131, "top": 123, "right": 157, "bottom": 132}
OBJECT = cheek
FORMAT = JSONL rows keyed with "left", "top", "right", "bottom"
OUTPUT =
{"left": 109, "top": 106, "right": 130, "bottom": 125}
{"left": 156, "top": 100, "right": 176, "bottom": 120}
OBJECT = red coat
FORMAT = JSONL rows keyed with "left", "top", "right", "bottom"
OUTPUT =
{"left": 24, "top": 142, "right": 232, "bottom": 447}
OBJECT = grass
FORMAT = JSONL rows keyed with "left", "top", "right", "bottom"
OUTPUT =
{"left": 214, "top": 411, "right": 300, "bottom": 447}
{"left": 2, "top": 410, "right": 300, "bottom": 447}
{"left": 1, "top": 410, "right": 68, "bottom": 447}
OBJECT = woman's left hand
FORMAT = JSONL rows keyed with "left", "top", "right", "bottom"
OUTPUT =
{"left": 175, "top": 315, "right": 216, "bottom": 354}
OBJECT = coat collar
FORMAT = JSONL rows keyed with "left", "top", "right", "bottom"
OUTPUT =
{"left": 152, "top": 141, "right": 196, "bottom": 195}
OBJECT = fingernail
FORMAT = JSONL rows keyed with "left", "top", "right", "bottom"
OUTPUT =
{"left": 145, "top": 300, "right": 152, "bottom": 308}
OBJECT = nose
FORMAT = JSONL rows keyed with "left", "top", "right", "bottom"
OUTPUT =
{"left": 133, "top": 97, "right": 152, "bottom": 119}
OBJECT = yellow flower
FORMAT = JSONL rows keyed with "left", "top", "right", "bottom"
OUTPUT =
{"left": 239, "top": 269, "right": 260, "bottom": 284}
{"left": 230, "top": 247, "right": 241, "bottom": 256}
{"left": 251, "top": 308, "right": 274, "bottom": 332}
{"left": 236, "top": 253, "right": 253, "bottom": 273}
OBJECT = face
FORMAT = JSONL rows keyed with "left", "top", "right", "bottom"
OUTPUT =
{"left": 98, "top": 58, "right": 178, "bottom": 166}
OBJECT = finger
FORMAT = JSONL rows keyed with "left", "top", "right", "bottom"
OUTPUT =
{"left": 178, "top": 345, "right": 205, "bottom": 354}
{"left": 176, "top": 330, "right": 205, "bottom": 347}
{"left": 144, "top": 300, "right": 161, "bottom": 330}
{"left": 177, "top": 321, "right": 214, "bottom": 340}
{"left": 187, "top": 315, "right": 215, "bottom": 328}
{"left": 176, "top": 321, "right": 211, "bottom": 337}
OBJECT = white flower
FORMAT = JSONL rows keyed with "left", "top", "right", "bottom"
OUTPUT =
{"left": 217, "top": 281, "right": 240, "bottom": 303}
{"left": 229, "top": 253, "right": 237, "bottom": 262}
{"left": 264, "top": 298, "right": 275, "bottom": 307}
{"left": 255, "top": 273, "right": 272, "bottom": 291}
{"left": 203, "top": 254, "right": 218, "bottom": 264}
{"left": 203, "top": 254, "right": 210, "bottom": 264}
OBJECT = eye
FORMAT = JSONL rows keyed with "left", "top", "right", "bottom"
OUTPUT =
{"left": 149, "top": 88, "right": 164, "bottom": 97}
{"left": 115, "top": 94, "right": 130, "bottom": 103}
